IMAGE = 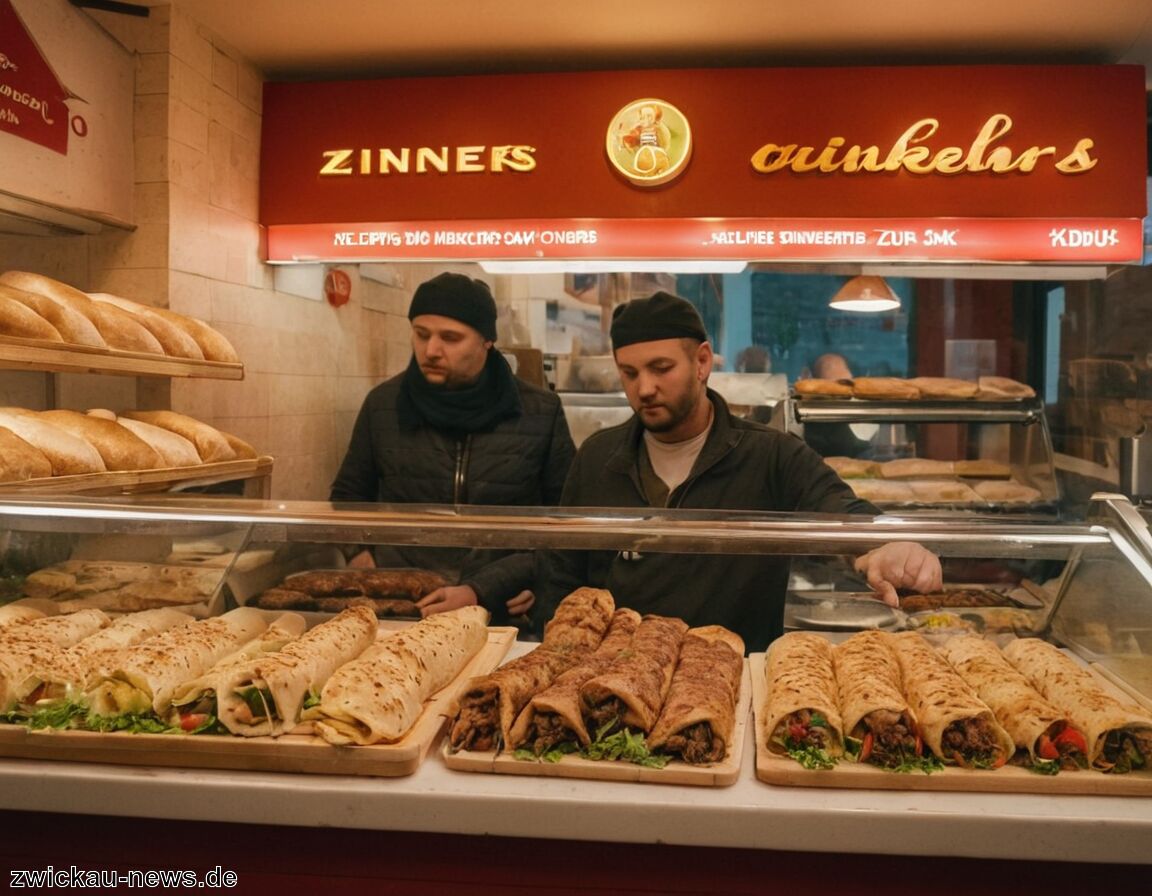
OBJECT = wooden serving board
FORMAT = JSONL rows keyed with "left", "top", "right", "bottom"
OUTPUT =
{"left": 0, "top": 626, "right": 516, "bottom": 778}
{"left": 750, "top": 654, "right": 1152, "bottom": 796}
{"left": 441, "top": 662, "right": 751, "bottom": 787}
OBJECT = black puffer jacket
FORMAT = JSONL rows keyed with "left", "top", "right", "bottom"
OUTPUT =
{"left": 538, "top": 389, "right": 876, "bottom": 652}
{"left": 330, "top": 370, "right": 575, "bottom": 615}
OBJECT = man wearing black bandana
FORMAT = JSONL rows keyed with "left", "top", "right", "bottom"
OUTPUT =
{"left": 330, "top": 272, "right": 575, "bottom": 623}
{"left": 537, "top": 291, "right": 942, "bottom": 652}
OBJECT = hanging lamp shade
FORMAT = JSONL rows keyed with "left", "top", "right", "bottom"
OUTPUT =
{"left": 828, "top": 276, "right": 901, "bottom": 312}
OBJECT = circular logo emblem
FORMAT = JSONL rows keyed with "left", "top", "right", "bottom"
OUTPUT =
{"left": 324, "top": 268, "right": 352, "bottom": 307}
{"left": 606, "top": 98, "right": 692, "bottom": 187}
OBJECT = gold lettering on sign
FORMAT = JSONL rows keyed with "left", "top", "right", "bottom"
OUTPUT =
{"left": 318, "top": 145, "right": 537, "bottom": 176}
{"left": 750, "top": 115, "right": 1098, "bottom": 176}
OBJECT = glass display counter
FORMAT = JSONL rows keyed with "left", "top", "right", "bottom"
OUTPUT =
{"left": 0, "top": 493, "right": 1150, "bottom": 869}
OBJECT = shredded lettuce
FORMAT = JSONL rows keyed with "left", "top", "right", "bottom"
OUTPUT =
{"left": 584, "top": 727, "right": 670, "bottom": 769}
{"left": 2, "top": 700, "right": 87, "bottom": 730}
{"left": 86, "top": 712, "right": 179, "bottom": 734}
{"left": 514, "top": 742, "right": 579, "bottom": 764}
{"left": 783, "top": 743, "right": 838, "bottom": 770}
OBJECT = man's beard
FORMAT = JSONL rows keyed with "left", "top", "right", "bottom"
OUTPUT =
{"left": 637, "top": 390, "right": 698, "bottom": 434}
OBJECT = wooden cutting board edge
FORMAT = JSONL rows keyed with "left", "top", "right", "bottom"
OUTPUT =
{"left": 749, "top": 651, "right": 1152, "bottom": 796}
{"left": 0, "top": 625, "right": 517, "bottom": 778}
{"left": 439, "top": 660, "right": 752, "bottom": 787}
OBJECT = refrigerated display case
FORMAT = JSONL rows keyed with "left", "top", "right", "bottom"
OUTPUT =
{"left": 0, "top": 492, "right": 1150, "bottom": 870}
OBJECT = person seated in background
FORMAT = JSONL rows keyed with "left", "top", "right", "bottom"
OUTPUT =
{"left": 800, "top": 352, "right": 874, "bottom": 459}
{"left": 330, "top": 272, "right": 575, "bottom": 624}
{"left": 535, "top": 291, "right": 942, "bottom": 652}
{"left": 734, "top": 344, "right": 772, "bottom": 374}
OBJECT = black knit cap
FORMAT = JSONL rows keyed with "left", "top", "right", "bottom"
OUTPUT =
{"left": 610, "top": 291, "right": 708, "bottom": 349}
{"left": 408, "top": 272, "right": 498, "bottom": 341}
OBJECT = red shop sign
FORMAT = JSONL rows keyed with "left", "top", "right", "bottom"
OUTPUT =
{"left": 0, "top": 0, "right": 76, "bottom": 154}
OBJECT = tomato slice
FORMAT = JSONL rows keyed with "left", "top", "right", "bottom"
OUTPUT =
{"left": 1036, "top": 734, "right": 1060, "bottom": 760}
{"left": 859, "top": 732, "right": 874, "bottom": 762}
{"left": 179, "top": 712, "right": 209, "bottom": 732}
{"left": 1054, "top": 726, "right": 1089, "bottom": 757}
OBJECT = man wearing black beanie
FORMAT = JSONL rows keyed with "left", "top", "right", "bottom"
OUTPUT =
{"left": 330, "top": 272, "right": 575, "bottom": 624}
{"left": 537, "top": 290, "right": 941, "bottom": 651}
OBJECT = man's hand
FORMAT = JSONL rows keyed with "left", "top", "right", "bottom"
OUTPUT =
{"left": 505, "top": 589, "right": 535, "bottom": 617}
{"left": 853, "top": 541, "right": 943, "bottom": 607}
{"left": 346, "top": 549, "right": 375, "bottom": 569}
{"left": 415, "top": 584, "right": 479, "bottom": 617}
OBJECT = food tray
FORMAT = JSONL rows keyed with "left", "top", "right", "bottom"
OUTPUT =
{"left": 750, "top": 653, "right": 1152, "bottom": 796}
{"left": 0, "top": 625, "right": 516, "bottom": 777}
{"left": 441, "top": 661, "right": 751, "bottom": 787}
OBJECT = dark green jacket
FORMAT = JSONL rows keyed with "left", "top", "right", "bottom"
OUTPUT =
{"left": 330, "top": 369, "right": 575, "bottom": 618}
{"left": 538, "top": 389, "right": 876, "bottom": 651}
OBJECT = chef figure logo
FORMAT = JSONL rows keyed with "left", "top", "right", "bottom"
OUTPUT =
{"left": 606, "top": 98, "right": 692, "bottom": 187}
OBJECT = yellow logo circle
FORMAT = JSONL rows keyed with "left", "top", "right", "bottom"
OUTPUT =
{"left": 606, "top": 98, "right": 693, "bottom": 187}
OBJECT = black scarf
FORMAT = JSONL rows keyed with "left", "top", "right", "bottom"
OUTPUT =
{"left": 398, "top": 349, "right": 522, "bottom": 434}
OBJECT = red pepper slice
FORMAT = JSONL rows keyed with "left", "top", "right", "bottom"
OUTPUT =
{"left": 859, "top": 732, "right": 874, "bottom": 762}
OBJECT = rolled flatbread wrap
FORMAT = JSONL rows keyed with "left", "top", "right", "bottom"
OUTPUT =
{"left": 86, "top": 606, "right": 268, "bottom": 718}
{"left": 447, "top": 644, "right": 578, "bottom": 752}
{"left": 941, "top": 635, "right": 1087, "bottom": 768}
{"left": 833, "top": 630, "right": 922, "bottom": 767}
{"left": 0, "top": 609, "right": 110, "bottom": 711}
{"left": 648, "top": 625, "right": 745, "bottom": 764}
{"left": 168, "top": 612, "right": 308, "bottom": 720}
{"left": 15, "top": 608, "right": 192, "bottom": 708}
{"left": 446, "top": 588, "right": 614, "bottom": 751}
{"left": 314, "top": 605, "right": 490, "bottom": 745}
{"left": 579, "top": 614, "right": 689, "bottom": 736}
{"left": 0, "top": 602, "right": 47, "bottom": 628}
{"left": 1003, "top": 637, "right": 1152, "bottom": 773}
{"left": 216, "top": 605, "right": 378, "bottom": 737}
{"left": 541, "top": 586, "right": 615, "bottom": 655}
{"left": 509, "top": 607, "right": 641, "bottom": 753}
{"left": 889, "top": 632, "right": 1014, "bottom": 768}
{"left": 763, "top": 631, "right": 845, "bottom": 759}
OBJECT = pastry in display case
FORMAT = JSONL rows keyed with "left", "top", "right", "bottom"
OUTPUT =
{"left": 779, "top": 375, "right": 1059, "bottom": 515}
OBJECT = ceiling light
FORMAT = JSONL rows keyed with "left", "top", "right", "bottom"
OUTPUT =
{"left": 828, "top": 275, "right": 901, "bottom": 312}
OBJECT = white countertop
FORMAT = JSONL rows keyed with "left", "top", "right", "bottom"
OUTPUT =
{"left": 2, "top": 638, "right": 1150, "bottom": 865}
{"left": 1, "top": 719, "right": 1150, "bottom": 864}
